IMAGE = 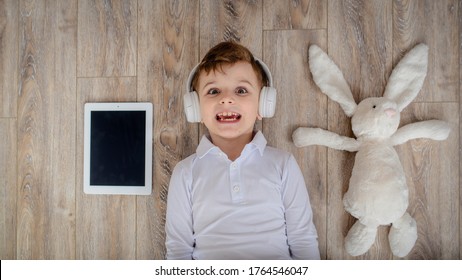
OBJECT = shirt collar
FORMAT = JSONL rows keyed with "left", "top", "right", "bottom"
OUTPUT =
{"left": 196, "top": 131, "right": 267, "bottom": 159}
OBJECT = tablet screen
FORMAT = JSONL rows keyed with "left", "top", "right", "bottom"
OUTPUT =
{"left": 84, "top": 103, "right": 153, "bottom": 195}
{"left": 90, "top": 110, "right": 146, "bottom": 186}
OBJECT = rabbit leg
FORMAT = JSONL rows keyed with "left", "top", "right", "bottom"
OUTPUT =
{"left": 345, "top": 220, "right": 377, "bottom": 256}
{"left": 389, "top": 212, "right": 417, "bottom": 258}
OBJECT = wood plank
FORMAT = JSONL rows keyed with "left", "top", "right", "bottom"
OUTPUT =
{"left": 264, "top": 30, "right": 328, "bottom": 259}
{"left": 393, "top": 0, "right": 460, "bottom": 259}
{"left": 263, "top": 0, "right": 327, "bottom": 30}
{"left": 0, "top": 119, "right": 17, "bottom": 259}
{"left": 327, "top": 0, "right": 393, "bottom": 259}
{"left": 17, "top": 0, "right": 77, "bottom": 259}
{"left": 76, "top": 77, "right": 137, "bottom": 259}
{"left": 393, "top": 0, "right": 458, "bottom": 102}
{"left": 136, "top": 0, "right": 200, "bottom": 260}
{"left": 458, "top": 0, "right": 462, "bottom": 260}
{"left": 0, "top": 0, "right": 18, "bottom": 117}
{"left": 459, "top": 0, "right": 461, "bottom": 260}
{"left": 397, "top": 103, "right": 459, "bottom": 259}
{"left": 199, "top": 0, "right": 262, "bottom": 55}
{"left": 77, "top": 0, "right": 137, "bottom": 77}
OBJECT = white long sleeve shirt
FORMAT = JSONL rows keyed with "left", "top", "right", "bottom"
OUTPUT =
{"left": 165, "top": 131, "right": 320, "bottom": 260}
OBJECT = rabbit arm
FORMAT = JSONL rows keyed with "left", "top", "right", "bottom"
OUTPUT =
{"left": 391, "top": 120, "right": 451, "bottom": 146}
{"left": 293, "top": 127, "right": 360, "bottom": 152}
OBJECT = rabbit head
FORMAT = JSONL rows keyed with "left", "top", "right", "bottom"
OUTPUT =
{"left": 308, "top": 43, "right": 429, "bottom": 139}
{"left": 351, "top": 97, "right": 400, "bottom": 139}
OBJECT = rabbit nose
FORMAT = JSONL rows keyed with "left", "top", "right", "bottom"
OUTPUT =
{"left": 384, "top": 108, "right": 397, "bottom": 117}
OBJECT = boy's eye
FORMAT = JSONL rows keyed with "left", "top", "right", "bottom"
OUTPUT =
{"left": 207, "top": 88, "right": 220, "bottom": 95}
{"left": 236, "top": 88, "right": 248, "bottom": 94}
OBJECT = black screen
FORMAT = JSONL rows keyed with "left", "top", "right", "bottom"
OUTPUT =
{"left": 90, "top": 111, "right": 146, "bottom": 186}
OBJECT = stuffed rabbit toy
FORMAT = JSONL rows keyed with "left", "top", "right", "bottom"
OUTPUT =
{"left": 293, "top": 44, "right": 450, "bottom": 257}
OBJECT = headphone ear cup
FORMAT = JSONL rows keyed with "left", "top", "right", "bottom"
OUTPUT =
{"left": 259, "top": 87, "right": 277, "bottom": 118}
{"left": 183, "top": 91, "right": 201, "bottom": 123}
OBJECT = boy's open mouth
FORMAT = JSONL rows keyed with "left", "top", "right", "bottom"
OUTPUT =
{"left": 216, "top": 112, "right": 241, "bottom": 122}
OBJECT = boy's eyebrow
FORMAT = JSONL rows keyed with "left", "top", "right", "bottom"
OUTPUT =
{"left": 200, "top": 81, "right": 217, "bottom": 91}
{"left": 200, "top": 79, "right": 258, "bottom": 91}
{"left": 237, "top": 79, "right": 258, "bottom": 89}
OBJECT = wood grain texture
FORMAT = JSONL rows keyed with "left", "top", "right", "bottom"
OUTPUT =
{"left": 392, "top": 0, "right": 459, "bottom": 259}
{"left": 17, "top": 0, "right": 77, "bottom": 259}
{"left": 76, "top": 77, "right": 137, "bottom": 259}
{"left": 393, "top": 0, "right": 459, "bottom": 102}
{"left": 460, "top": 0, "right": 462, "bottom": 260}
{"left": 327, "top": 0, "right": 393, "bottom": 259}
{"left": 0, "top": 119, "right": 17, "bottom": 259}
{"left": 0, "top": 0, "right": 18, "bottom": 117}
{"left": 136, "top": 0, "right": 199, "bottom": 259}
{"left": 263, "top": 0, "right": 327, "bottom": 30}
{"left": 200, "top": 0, "right": 262, "bottom": 55}
{"left": 77, "top": 0, "right": 137, "bottom": 77}
{"left": 263, "top": 29, "right": 328, "bottom": 259}
{"left": 0, "top": 0, "right": 459, "bottom": 260}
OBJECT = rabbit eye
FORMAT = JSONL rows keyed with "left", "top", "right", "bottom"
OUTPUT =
{"left": 372, "top": 105, "right": 377, "bottom": 109}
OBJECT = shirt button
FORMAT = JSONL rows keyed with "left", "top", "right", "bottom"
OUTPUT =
{"left": 233, "top": 185, "right": 240, "bottom": 192}
{"left": 231, "top": 162, "right": 237, "bottom": 169}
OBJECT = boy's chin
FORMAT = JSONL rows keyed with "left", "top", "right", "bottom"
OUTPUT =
{"left": 209, "top": 128, "right": 254, "bottom": 140}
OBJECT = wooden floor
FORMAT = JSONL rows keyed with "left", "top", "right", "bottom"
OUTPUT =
{"left": 0, "top": 0, "right": 459, "bottom": 260}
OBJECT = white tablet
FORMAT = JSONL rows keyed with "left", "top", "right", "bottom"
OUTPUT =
{"left": 84, "top": 102, "right": 153, "bottom": 195}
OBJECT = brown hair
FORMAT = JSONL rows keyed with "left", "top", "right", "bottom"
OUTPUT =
{"left": 191, "top": 41, "right": 268, "bottom": 92}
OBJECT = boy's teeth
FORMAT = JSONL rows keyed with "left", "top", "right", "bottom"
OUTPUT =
{"left": 218, "top": 112, "right": 236, "bottom": 117}
{"left": 216, "top": 112, "right": 241, "bottom": 121}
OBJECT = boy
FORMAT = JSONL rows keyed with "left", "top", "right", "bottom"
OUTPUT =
{"left": 165, "top": 41, "right": 320, "bottom": 260}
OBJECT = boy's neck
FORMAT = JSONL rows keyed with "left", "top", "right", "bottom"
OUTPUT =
{"left": 209, "top": 131, "right": 255, "bottom": 161}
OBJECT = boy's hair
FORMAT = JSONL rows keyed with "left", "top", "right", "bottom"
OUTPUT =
{"left": 191, "top": 41, "right": 269, "bottom": 92}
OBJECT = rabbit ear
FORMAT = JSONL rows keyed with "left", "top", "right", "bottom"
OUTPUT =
{"left": 383, "top": 43, "right": 429, "bottom": 112}
{"left": 309, "top": 45, "right": 357, "bottom": 117}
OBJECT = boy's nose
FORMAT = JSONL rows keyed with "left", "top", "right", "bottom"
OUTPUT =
{"left": 219, "top": 92, "right": 235, "bottom": 104}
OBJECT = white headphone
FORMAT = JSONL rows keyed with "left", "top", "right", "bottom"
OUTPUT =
{"left": 183, "top": 58, "right": 277, "bottom": 123}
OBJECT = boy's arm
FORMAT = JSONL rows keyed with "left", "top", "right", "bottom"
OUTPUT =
{"left": 282, "top": 155, "right": 321, "bottom": 260}
{"left": 165, "top": 161, "right": 195, "bottom": 260}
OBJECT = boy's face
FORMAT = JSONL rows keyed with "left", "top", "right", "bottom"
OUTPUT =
{"left": 197, "top": 61, "right": 262, "bottom": 142}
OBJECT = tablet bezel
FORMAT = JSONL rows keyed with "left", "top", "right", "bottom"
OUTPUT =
{"left": 83, "top": 102, "right": 153, "bottom": 195}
